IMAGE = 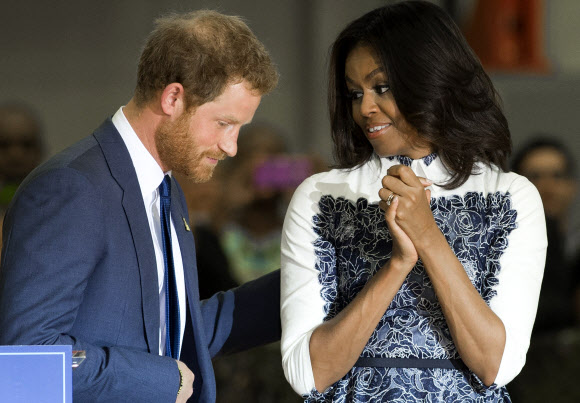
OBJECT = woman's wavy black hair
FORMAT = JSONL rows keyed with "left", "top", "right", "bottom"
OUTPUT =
{"left": 328, "top": 0, "right": 511, "bottom": 189}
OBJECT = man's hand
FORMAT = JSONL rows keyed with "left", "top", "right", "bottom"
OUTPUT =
{"left": 175, "top": 360, "right": 194, "bottom": 403}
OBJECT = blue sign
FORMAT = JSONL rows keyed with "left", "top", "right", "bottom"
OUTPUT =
{"left": 0, "top": 345, "right": 72, "bottom": 403}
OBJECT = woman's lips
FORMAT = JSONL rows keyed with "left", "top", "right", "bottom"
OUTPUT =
{"left": 366, "top": 123, "right": 391, "bottom": 139}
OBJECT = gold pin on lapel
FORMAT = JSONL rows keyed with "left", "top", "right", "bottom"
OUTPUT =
{"left": 182, "top": 217, "right": 191, "bottom": 232}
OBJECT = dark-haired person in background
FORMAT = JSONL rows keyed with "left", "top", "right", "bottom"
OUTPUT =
{"left": 512, "top": 137, "right": 579, "bottom": 334}
{"left": 280, "top": 1, "right": 546, "bottom": 402}
{"left": 0, "top": 102, "right": 45, "bottom": 247}
{"left": 0, "top": 10, "right": 280, "bottom": 403}
{"left": 507, "top": 136, "right": 580, "bottom": 402}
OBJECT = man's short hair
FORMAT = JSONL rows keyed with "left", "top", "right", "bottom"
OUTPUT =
{"left": 134, "top": 10, "right": 278, "bottom": 108}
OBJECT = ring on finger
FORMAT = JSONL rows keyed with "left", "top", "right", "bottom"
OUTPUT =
{"left": 386, "top": 192, "right": 396, "bottom": 206}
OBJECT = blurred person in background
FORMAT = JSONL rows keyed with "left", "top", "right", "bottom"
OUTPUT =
{"left": 508, "top": 137, "right": 580, "bottom": 403}
{"left": 512, "top": 136, "right": 579, "bottom": 333}
{"left": 175, "top": 171, "right": 238, "bottom": 300}
{"left": 217, "top": 122, "right": 315, "bottom": 284}
{"left": 179, "top": 121, "right": 325, "bottom": 402}
{"left": 0, "top": 102, "right": 45, "bottom": 247}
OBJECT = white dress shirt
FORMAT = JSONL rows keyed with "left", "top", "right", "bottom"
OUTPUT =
{"left": 112, "top": 107, "right": 186, "bottom": 358}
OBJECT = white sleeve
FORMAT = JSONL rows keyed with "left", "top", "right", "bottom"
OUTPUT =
{"left": 490, "top": 176, "right": 547, "bottom": 386}
{"left": 280, "top": 178, "right": 328, "bottom": 395}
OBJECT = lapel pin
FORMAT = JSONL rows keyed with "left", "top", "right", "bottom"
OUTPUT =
{"left": 182, "top": 217, "right": 191, "bottom": 232}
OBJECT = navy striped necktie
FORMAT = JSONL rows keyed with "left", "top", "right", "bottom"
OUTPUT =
{"left": 159, "top": 175, "right": 180, "bottom": 359}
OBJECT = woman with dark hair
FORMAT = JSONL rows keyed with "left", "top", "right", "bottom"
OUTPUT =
{"left": 280, "top": 1, "right": 546, "bottom": 402}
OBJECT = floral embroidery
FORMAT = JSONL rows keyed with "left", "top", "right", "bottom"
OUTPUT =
{"left": 309, "top": 191, "right": 517, "bottom": 402}
{"left": 304, "top": 368, "right": 512, "bottom": 402}
{"left": 386, "top": 153, "right": 437, "bottom": 167}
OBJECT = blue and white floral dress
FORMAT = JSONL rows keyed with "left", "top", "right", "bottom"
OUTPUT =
{"left": 280, "top": 154, "right": 546, "bottom": 402}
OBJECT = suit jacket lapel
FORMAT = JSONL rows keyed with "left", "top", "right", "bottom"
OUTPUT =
{"left": 169, "top": 178, "right": 203, "bottom": 326}
{"left": 93, "top": 119, "right": 160, "bottom": 354}
{"left": 171, "top": 177, "right": 217, "bottom": 400}
{"left": 169, "top": 178, "right": 199, "bottom": 303}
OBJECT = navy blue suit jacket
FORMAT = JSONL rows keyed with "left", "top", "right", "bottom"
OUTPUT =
{"left": 0, "top": 119, "right": 281, "bottom": 402}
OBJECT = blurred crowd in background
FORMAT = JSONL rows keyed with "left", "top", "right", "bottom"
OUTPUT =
{"left": 2, "top": 100, "right": 580, "bottom": 402}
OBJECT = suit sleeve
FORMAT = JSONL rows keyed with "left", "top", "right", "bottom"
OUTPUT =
{"left": 199, "top": 269, "right": 282, "bottom": 358}
{"left": 0, "top": 169, "right": 180, "bottom": 402}
{"left": 173, "top": 177, "right": 281, "bottom": 359}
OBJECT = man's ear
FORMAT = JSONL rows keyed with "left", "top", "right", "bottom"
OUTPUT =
{"left": 160, "top": 83, "right": 185, "bottom": 116}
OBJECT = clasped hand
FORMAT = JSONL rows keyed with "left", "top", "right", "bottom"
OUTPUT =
{"left": 378, "top": 165, "right": 436, "bottom": 269}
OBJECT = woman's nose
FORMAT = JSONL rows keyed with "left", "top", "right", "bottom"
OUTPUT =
{"left": 360, "top": 92, "right": 378, "bottom": 117}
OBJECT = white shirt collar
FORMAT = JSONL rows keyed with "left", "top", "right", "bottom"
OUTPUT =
{"left": 111, "top": 107, "right": 185, "bottom": 357}
{"left": 112, "top": 106, "right": 169, "bottom": 196}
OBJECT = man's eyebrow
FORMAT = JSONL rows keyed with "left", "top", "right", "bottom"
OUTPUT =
{"left": 218, "top": 115, "right": 241, "bottom": 124}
